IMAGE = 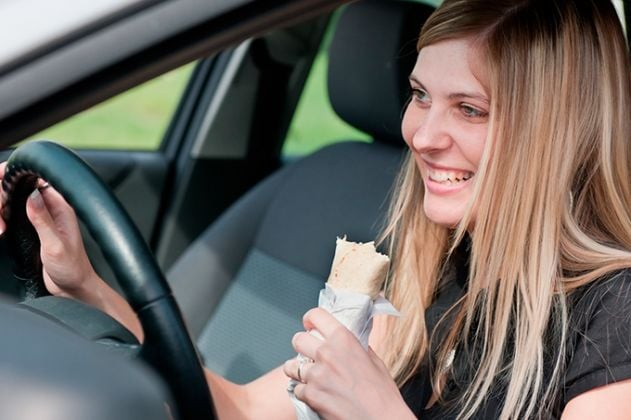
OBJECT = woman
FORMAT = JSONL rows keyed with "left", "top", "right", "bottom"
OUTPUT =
{"left": 3, "top": 0, "right": 631, "bottom": 418}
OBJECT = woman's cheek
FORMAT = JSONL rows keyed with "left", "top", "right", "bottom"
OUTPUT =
{"left": 401, "top": 106, "right": 418, "bottom": 147}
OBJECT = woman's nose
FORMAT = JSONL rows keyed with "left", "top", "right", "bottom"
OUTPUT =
{"left": 410, "top": 110, "right": 451, "bottom": 153}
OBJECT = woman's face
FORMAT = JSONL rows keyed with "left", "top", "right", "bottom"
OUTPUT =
{"left": 402, "top": 38, "right": 489, "bottom": 227}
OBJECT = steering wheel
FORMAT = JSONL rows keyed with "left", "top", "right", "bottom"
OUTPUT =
{"left": 1, "top": 141, "right": 215, "bottom": 420}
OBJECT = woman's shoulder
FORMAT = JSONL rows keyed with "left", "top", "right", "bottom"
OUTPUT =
{"left": 567, "top": 267, "right": 631, "bottom": 335}
{"left": 564, "top": 267, "right": 631, "bottom": 403}
{"left": 570, "top": 267, "right": 631, "bottom": 312}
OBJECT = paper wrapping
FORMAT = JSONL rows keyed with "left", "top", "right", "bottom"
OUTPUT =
{"left": 287, "top": 238, "right": 399, "bottom": 420}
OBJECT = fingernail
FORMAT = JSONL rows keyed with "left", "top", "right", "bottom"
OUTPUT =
{"left": 29, "top": 189, "right": 44, "bottom": 208}
{"left": 38, "top": 182, "right": 50, "bottom": 191}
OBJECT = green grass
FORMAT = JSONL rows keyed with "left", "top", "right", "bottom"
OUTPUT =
{"left": 28, "top": 63, "right": 194, "bottom": 150}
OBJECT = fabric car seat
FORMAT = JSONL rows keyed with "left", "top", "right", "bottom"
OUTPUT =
{"left": 167, "top": 0, "right": 434, "bottom": 383}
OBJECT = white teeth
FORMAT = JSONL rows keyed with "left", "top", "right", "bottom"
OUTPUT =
{"left": 428, "top": 168, "right": 473, "bottom": 185}
{"left": 432, "top": 171, "right": 449, "bottom": 182}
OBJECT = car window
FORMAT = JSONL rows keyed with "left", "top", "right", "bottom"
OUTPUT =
{"left": 282, "top": 0, "right": 442, "bottom": 158}
{"left": 25, "top": 63, "right": 195, "bottom": 151}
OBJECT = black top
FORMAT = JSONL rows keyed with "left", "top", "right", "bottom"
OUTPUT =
{"left": 399, "top": 246, "right": 631, "bottom": 419}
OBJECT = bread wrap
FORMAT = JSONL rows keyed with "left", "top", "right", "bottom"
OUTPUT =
{"left": 288, "top": 237, "right": 398, "bottom": 420}
{"left": 326, "top": 237, "right": 390, "bottom": 298}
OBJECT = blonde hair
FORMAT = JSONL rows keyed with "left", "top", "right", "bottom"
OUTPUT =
{"left": 381, "top": 0, "right": 631, "bottom": 418}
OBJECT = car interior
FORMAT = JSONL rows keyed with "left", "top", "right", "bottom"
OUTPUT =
{"left": 1, "top": 0, "right": 583, "bottom": 418}
{"left": 2, "top": 0, "right": 437, "bottom": 418}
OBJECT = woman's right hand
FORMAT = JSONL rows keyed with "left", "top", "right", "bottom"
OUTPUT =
{"left": 0, "top": 161, "right": 101, "bottom": 299}
{"left": 285, "top": 308, "right": 414, "bottom": 420}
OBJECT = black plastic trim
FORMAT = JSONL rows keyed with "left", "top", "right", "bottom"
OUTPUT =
{"left": 0, "top": 0, "right": 167, "bottom": 78}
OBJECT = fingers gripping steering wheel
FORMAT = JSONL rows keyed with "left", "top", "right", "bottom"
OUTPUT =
{"left": 1, "top": 141, "right": 215, "bottom": 420}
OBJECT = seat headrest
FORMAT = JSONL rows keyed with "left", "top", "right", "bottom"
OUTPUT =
{"left": 328, "top": 0, "right": 435, "bottom": 146}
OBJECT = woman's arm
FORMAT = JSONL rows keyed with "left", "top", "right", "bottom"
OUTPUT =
{"left": 206, "top": 366, "right": 295, "bottom": 419}
{"left": 207, "top": 314, "right": 397, "bottom": 419}
{"left": 206, "top": 314, "right": 400, "bottom": 419}
{"left": 561, "top": 379, "right": 631, "bottom": 419}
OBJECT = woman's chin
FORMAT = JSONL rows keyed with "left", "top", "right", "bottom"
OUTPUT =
{"left": 423, "top": 201, "right": 464, "bottom": 228}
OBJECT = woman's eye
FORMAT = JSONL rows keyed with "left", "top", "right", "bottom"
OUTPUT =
{"left": 460, "top": 104, "right": 488, "bottom": 119}
{"left": 411, "top": 88, "right": 430, "bottom": 105}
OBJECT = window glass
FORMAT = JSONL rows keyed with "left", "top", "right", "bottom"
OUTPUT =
{"left": 27, "top": 63, "right": 194, "bottom": 151}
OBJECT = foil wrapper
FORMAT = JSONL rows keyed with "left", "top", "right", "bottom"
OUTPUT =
{"left": 287, "top": 285, "right": 399, "bottom": 420}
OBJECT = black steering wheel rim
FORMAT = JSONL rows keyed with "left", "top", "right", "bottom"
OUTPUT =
{"left": 2, "top": 140, "right": 215, "bottom": 420}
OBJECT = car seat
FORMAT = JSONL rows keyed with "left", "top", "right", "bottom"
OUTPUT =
{"left": 167, "top": 0, "right": 435, "bottom": 383}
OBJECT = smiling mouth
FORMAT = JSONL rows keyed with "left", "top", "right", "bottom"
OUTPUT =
{"left": 427, "top": 168, "right": 474, "bottom": 185}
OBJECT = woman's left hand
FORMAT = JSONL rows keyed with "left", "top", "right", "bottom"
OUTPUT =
{"left": 283, "top": 308, "right": 414, "bottom": 420}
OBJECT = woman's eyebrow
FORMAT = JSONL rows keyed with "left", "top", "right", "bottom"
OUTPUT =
{"left": 409, "top": 74, "right": 489, "bottom": 104}
{"left": 448, "top": 92, "right": 489, "bottom": 105}
{"left": 408, "top": 74, "right": 422, "bottom": 85}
